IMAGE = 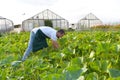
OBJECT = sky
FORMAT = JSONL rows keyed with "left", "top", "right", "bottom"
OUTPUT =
{"left": 0, "top": 0, "right": 120, "bottom": 25}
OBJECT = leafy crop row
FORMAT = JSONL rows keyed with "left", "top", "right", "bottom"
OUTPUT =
{"left": 0, "top": 31, "right": 120, "bottom": 80}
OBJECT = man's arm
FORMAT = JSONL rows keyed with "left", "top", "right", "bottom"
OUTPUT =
{"left": 51, "top": 40, "right": 59, "bottom": 49}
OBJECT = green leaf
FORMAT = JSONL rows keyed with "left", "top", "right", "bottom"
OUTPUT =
{"left": 44, "top": 74, "right": 64, "bottom": 80}
{"left": 89, "top": 51, "right": 95, "bottom": 58}
{"left": 100, "top": 60, "right": 109, "bottom": 72}
{"left": 63, "top": 66, "right": 87, "bottom": 80}
{"left": 109, "top": 68, "right": 120, "bottom": 78}
{"left": 86, "top": 72, "right": 98, "bottom": 80}
{"left": 70, "top": 57, "right": 84, "bottom": 67}
{"left": 89, "top": 60, "right": 100, "bottom": 72}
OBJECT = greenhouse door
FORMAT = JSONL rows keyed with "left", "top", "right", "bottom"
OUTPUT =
{"left": 29, "top": 23, "right": 33, "bottom": 31}
{"left": 39, "top": 20, "right": 45, "bottom": 26}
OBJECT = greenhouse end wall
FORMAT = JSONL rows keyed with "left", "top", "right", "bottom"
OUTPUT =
{"left": 21, "top": 9, "right": 69, "bottom": 31}
{"left": 0, "top": 18, "right": 14, "bottom": 33}
{"left": 77, "top": 13, "right": 103, "bottom": 30}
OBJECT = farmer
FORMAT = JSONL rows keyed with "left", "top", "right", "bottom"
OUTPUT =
{"left": 22, "top": 26, "right": 65, "bottom": 61}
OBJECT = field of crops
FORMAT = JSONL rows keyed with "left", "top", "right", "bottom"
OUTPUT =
{"left": 0, "top": 31, "right": 120, "bottom": 80}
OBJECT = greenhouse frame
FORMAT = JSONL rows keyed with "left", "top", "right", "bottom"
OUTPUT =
{"left": 77, "top": 13, "right": 103, "bottom": 30}
{"left": 0, "top": 16, "right": 14, "bottom": 33}
{"left": 22, "top": 9, "right": 69, "bottom": 31}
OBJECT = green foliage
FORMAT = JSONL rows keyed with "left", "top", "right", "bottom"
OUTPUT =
{"left": 0, "top": 31, "right": 120, "bottom": 80}
{"left": 44, "top": 19, "right": 53, "bottom": 27}
{"left": 91, "top": 24, "right": 120, "bottom": 31}
{"left": 14, "top": 24, "right": 21, "bottom": 28}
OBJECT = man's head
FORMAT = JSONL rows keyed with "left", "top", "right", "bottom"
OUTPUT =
{"left": 56, "top": 29, "right": 65, "bottom": 38}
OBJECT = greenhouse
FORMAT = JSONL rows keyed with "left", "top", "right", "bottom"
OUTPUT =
{"left": 77, "top": 13, "right": 103, "bottom": 30}
{"left": 0, "top": 16, "right": 14, "bottom": 33}
{"left": 22, "top": 9, "right": 69, "bottom": 31}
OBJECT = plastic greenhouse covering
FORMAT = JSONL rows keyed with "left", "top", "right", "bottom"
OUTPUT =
{"left": 0, "top": 16, "right": 14, "bottom": 33}
{"left": 22, "top": 9, "right": 69, "bottom": 31}
{"left": 77, "top": 13, "right": 103, "bottom": 30}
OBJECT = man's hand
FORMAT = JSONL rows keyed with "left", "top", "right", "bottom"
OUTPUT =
{"left": 51, "top": 40, "right": 59, "bottom": 49}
